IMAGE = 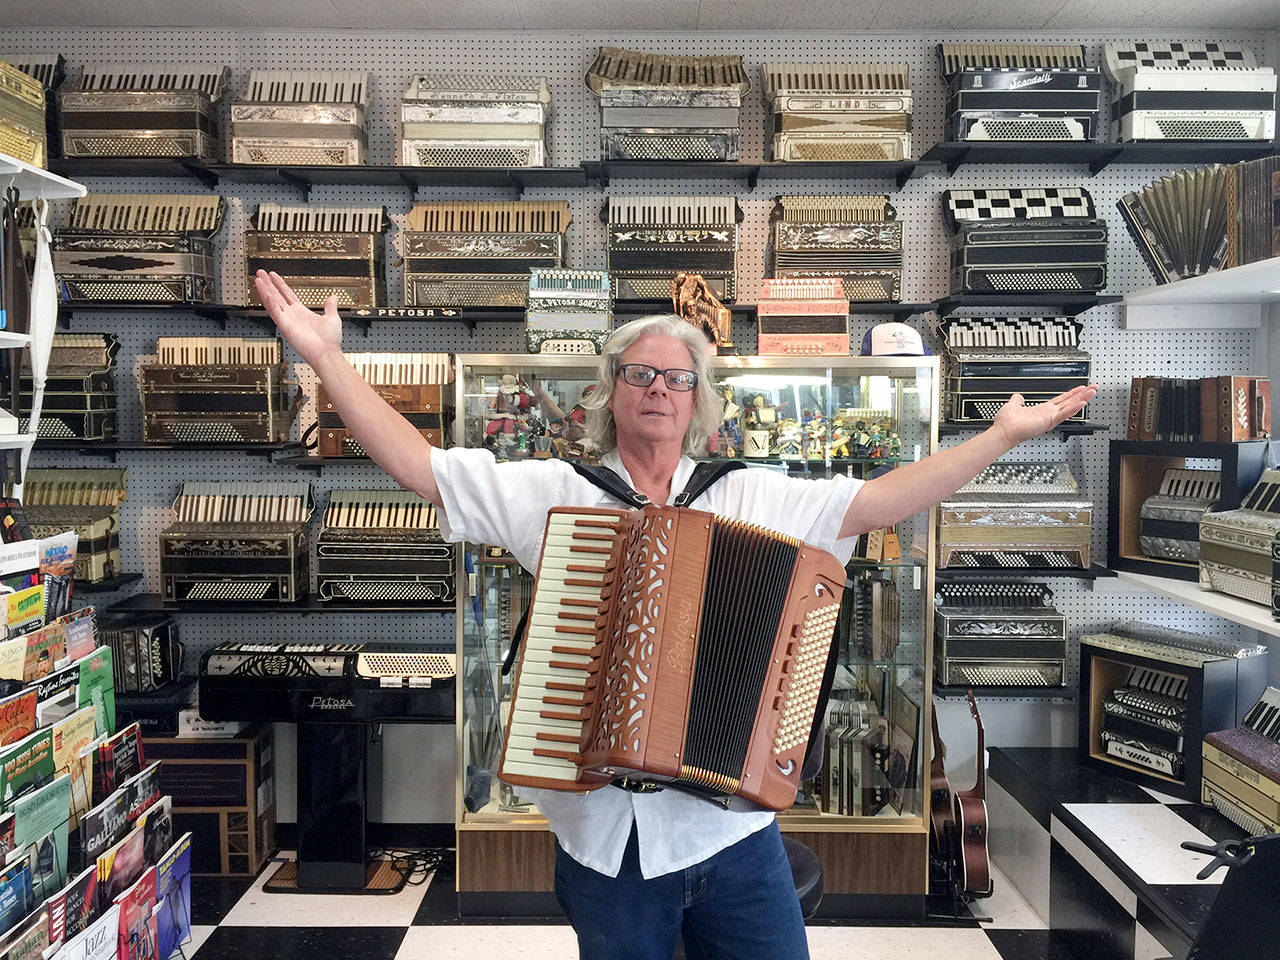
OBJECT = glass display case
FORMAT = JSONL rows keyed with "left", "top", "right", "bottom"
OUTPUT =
{"left": 453, "top": 354, "right": 940, "bottom": 917}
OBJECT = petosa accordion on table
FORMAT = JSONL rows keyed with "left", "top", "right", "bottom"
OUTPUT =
{"left": 498, "top": 505, "right": 845, "bottom": 810}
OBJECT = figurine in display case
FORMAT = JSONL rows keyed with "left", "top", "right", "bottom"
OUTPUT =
{"left": 776, "top": 418, "right": 803, "bottom": 459}
{"left": 712, "top": 386, "right": 742, "bottom": 458}
{"left": 887, "top": 431, "right": 901, "bottom": 459}
{"left": 827, "top": 417, "right": 851, "bottom": 459}
{"left": 805, "top": 413, "right": 827, "bottom": 460}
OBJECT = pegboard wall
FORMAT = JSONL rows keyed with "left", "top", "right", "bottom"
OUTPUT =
{"left": 3, "top": 26, "right": 1276, "bottom": 809}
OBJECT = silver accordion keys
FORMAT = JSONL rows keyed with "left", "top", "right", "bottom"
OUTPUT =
{"left": 586, "top": 47, "right": 749, "bottom": 161}
{"left": 606, "top": 196, "right": 738, "bottom": 301}
{"left": 1199, "top": 468, "right": 1280, "bottom": 608}
{"left": 937, "top": 43, "right": 1102, "bottom": 142}
{"left": 53, "top": 193, "right": 225, "bottom": 303}
{"left": 19, "top": 332, "right": 118, "bottom": 441}
{"left": 939, "top": 461, "right": 1092, "bottom": 569}
{"left": 1103, "top": 42, "right": 1277, "bottom": 142}
{"left": 245, "top": 202, "right": 387, "bottom": 309}
{"left": 934, "top": 581, "right": 1067, "bottom": 687}
{"left": 231, "top": 69, "right": 372, "bottom": 165}
{"left": 400, "top": 201, "right": 571, "bottom": 308}
{"left": 768, "top": 194, "right": 902, "bottom": 301}
{"left": 21, "top": 467, "right": 128, "bottom": 583}
{"left": 525, "top": 269, "right": 613, "bottom": 355}
{"left": 400, "top": 74, "right": 550, "bottom": 167}
{"left": 937, "top": 316, "right": 1091, "bottom": 423}
{"left": 59, "top": 62, "right": 228, "bottom": 159}
{"left": 0, "top": 58, "right": 49, "bottom": 167}
{"left": 761, "top": 62, "right": 911, "bottom": 162}
{"left": 317, "top": 490, "right": 455, "bottom": 605}
{"left": 943, "top": 187, "right": 1107, "bottom": 294}
{"left": 1140, "top": 468, "right": 1221, "bottom": 563}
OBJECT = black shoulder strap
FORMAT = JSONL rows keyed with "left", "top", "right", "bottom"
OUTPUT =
{"left": 673, "top": 460, "right": 746, "bottom": 507}
{"left": 568, "top": 463, "right": 650, "bottom": 508}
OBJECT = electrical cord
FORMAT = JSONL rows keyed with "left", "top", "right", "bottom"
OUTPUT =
{"left": 367, "top": 847, "right": 448, "bottom": 886}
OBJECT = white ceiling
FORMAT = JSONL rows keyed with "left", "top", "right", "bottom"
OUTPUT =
{"left": 3, "top": 0, "right": 1278, "bottom": 31}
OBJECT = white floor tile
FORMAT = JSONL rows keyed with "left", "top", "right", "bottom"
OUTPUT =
{"left": 1140, "top": 785, "right": 1188, "bottom": 805}
{"left": 181, "top": 924, "right": 216, "bottom": 958}
{"left": 395, "top": 925, "right": 579, "bottom": 959}
{"left": 980, "top": 863, "right": 1048, "bottom": 930}
{"left": 1063, "top": 803, "right": 1221, "bottom": 887}
{"left": 219, "top": 852, "right": 434, "bottom": 927}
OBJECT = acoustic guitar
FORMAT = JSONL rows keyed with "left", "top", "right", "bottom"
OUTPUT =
{"left": 929, "top": 706, "right": 955, "bottom": 853}
{"left": 953, "top": 691, "right": 993, "bottom": 897}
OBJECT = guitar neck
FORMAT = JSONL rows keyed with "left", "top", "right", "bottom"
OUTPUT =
{"left": 960, "top": 691, "right": 986, "bottom": 801}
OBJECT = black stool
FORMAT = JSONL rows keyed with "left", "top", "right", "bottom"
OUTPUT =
{"left": 782, "top": 834, "right": 824, "bottom": 919}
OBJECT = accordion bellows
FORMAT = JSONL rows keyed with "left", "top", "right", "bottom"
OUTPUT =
{"left": 761, "top": 62, "right": 911, "bottom": 161}
{"left": 1118, "top": 166, "right": 1232, "bottom": 284}
{"left": 400, "top": 74, "right": 550, "bottom": 167}
{"left": 768, "top": 194, "right": 901, "bottom": 301}
{"left": 231, "top": 69, "right": 372, "bottom": 165}
{"left": 607, "top": 196, "right": 738, "bottom": 301}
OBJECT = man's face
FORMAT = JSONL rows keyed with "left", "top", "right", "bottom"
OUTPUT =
{"left": 608, "top": 334, "right": 698, "bottom": 450}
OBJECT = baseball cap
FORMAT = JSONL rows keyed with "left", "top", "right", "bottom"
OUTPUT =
{"left": 860, "top": 322, "right": 932, "bottom": 356}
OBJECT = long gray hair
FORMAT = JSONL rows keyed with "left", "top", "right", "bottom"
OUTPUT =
{"left": 581, "top": 315, "right": 723, "bottom": 456}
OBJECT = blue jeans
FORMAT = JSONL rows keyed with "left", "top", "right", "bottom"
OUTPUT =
{"left": 553, "top": 820, "right": 809, "bottom": 960}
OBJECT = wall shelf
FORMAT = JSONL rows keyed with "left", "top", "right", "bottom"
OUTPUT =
{"left": 937, "top": 564, "right": 1114, "bottom": 582}
{"left": 940, "top": 419, "right": 1109, "bottom": 439}
{"left": 75, "top": 572, "right": 143, "bottom": 593}
{"left": 1121, "top": 256, "right": 1280, "bottom": 330}
{"left": 935, "top": 293, "right": 1121, "bottom": 317}
{"left": 934, "top": 683, "right": 1075, "bottom": 702}
{"left": 106, "top": 592, "right": 453, "bottom": 615}
{"left": 0, "top": 152, "right": 88, "bottom": 199}
{"left": 1093, "top": 570, "right": 1280, "bottom": 639}
{"left": 34, "top": 440, "right": 303, "bottom": 461}
{"left": 922, "top": 141, "right": 1277, "bottom": 177}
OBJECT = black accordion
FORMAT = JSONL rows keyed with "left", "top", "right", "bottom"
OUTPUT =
{"left": 607, "top": 196, "right": 739, "bottom": 302}
{"left": 934, "top": 581, "right": 1066, "bottom": 687}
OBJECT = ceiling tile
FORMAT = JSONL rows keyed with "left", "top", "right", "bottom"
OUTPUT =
{"left": 599, "top": 0, "right": 699, "bottom": 31}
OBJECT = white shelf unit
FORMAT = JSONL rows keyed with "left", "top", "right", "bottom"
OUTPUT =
{"left": 1122, "top": 256, "right": 1280, "bottom": 330}
{"left": 0, "top": 434, "right": 37, "bottom": 450}
{"left": 0, "top": 152, "right": 86, "bottom": 201}
{"left": 0, "top": 333, "right": 31, "bottom": 349}
{"left": 1094, "top": 570, "right": 1280, "bottom": 640}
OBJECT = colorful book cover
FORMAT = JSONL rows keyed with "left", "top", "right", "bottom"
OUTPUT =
{"left": 38, "top": 532, "right": 78, "bottom": 623}
{"left": 0, "top": 640, "right": 22, "bottom": 685}
{"left": 6, "top": 587, "right": 45, "bottom": 644}
{"left": 32, "top": 661, "right": 78, "bottom": 714}
{"left": 90, "top": 723, "right": 143, "bottom": 809}
{"left": 112, "top": 866, "right": 155, "bottom": 960}
{"left": 120, "top": 765, "right": 161, "bottom": 830}
{"left": 96, "top": 795, "right": 171, "bottom": 911}
{"left": 50, "top": 710, "right": 96, "bottom": 832}
{"left": 0, "top": 813, "right": 12, "bottom": 859}
{"left": 21, "top": 620, "right": 64, "bottom": 685}
{"left": 0, "top": 853, "right": 33, "bottom": 940}
{"left": 75, "top": 650, "right": 114, "bottom": 740}
{"left": 153, "top": 833, "right": 190, "bottom": 960}
{"left": 78, "top": 786, "right": 128, "bottom": 874}
{"left": 0, "top": 692, "right": 35, "bottom": 750}
{"left": 0, "top": 729, "right": 54, "bottom": 811}
{"left": 61, "top": 903, "right": 117, "bottom": 960}
{"left": 46, "top": 864, "right": 98, "bottom": 948}
{"left": 0, "top": 907, "right": 48, "bottom": 960}
{"left": 12, "top": 774, "right": 72, "bottom": 902}
{"left": 61, "top": 611, "right": 97, "bottom": 666}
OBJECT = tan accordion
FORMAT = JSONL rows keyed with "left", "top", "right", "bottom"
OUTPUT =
{"left": 498, "top": 505, "right": 845, "bottom": 810}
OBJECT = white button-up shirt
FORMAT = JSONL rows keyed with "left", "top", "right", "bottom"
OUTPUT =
{"left": 431, "top": 445, "right": 863, "bottom": 879}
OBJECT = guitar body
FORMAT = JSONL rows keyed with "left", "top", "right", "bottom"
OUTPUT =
{"left": 954, "top": 793, "right": 992, "bottom": 896}
{"left": 929, "top": 709, "right": 955, "bottom": 850}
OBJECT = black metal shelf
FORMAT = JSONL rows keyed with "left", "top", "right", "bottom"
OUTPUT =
{"left": 75, "top": 572, "right": 143, "bottom": 593}
{"left": 105, "top": 593, "right": 453, "bottom": 615}
{"left": 936, "top": 563, "right": 1115, "bottom": 582}
{"left": 752, "top": 161, "right": 928, "bottom": 191}
{"left": 34, "top": 440, "right": 303, "bottom": 461}
{"left": 583, "top": 159, "right": 929, "bottom": 191}
{"left": 934, "top": 682, "right": 1076, "bottom": 701}
{"left": 921, "top": 141, "right": 1277, "bottom": 177}
{"left": 940, "top": 420, "right": 1110, "bottom": 439}
{"left": 49, "top": 157, "right": 220, "bottom": 187}
{"left": 275, "top": 453, "right": 373, "bottom": 473}
{"left": 934, "top": 294, "right": 1122, "bottom": 317}
{"left": 57, "top": 302, "right": 275, "bottom": 332}
{"left": 848, "top": 302, "right": 935, "bottom": 320}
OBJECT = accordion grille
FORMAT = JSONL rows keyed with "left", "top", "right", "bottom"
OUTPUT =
{"left": 356, "top": 652, "right": 455, "bottom": 677}
{"left": 968, "top": 119, "right": 1082, "bottom": 140}
{"left": 948, "top": 665, "right": 1058, "bottom": 686}
{"left": 327, "top": 581, "right": 451, "bottom": 602}
{"left": 407, "top": 145, "right": 540, "bottom": 167}
{"left": 185, "top": 582, "right": 273, "bottom": 601}
{"left": 1155, "top": 119, "right": 1252, "bottom": 140}
{"left": 786, "top": 140, "right": 901, "bottom": 162}
{"left": 67, "top": 281, "right": 186, "bottom": 301}
{"left": 609, "top": 136, "right": 722, "bottom": 160}
{"left": 236, "top": 144, "right": 359, "bottom": 165}
{"left": 986, "top": 272, "right": 1091, "bottom": 292}
{"left": 65, "top": 136, "right": 208, "bottom": 158}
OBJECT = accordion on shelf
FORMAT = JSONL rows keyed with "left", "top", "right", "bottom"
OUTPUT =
{"left": 160, "top": 481, "right": 313, "bottom": 603}
{"left": 317, "top": 490, "right": 455, "bottom": 605}
{"left": 20, "top": 467, "right": 127, "bottom": 583}
{"left": 231, "top": 69, "right": 371, "bottom": 166}
{"left": 2, "top": 53, "right": 65, "bottom": 158}
{"left": 1118, "top": 166, "right": 1232, "bottom": 284}
{"left": 400, "top": 74, "right": 550, "bottom": 167}
{"left": 1103, "top": 42, "right": 1277, "bottom": 142}
{"left": 0, "top": 58, "right": 48, "bottom": 166}
{"left": 943, "top": 187, "right": 1107, "bottom": 294}
{"left": 1235, "top": 155, "right": 1280, "bottom": 267}
{"left": 245, "top": 202, "right": 387, "bottom": 309}
{"left": 58, "top": 62, "right": 229, "bottom": 159}
{"left": 586, "top": 47, "right": 750, "bottom": 161}
{"left": 607, "top": 196, "right": 738, "bottom": 301}
{"left": 937, "top": 316, "right": 1090, "bottom": 423}
{"left": 838, "top": 574, "right": 899, "bottom": 662}
{"left": 755, "top": 277, "right": 849, "bottom": 356}
{"left": 98, "top": 612, "right": 183, "bottom": 693}
{"left": 934, "top": 581, "right": 1067, "bottom": 687}
{"left": 1203, "top": 686, "right": 1280, "bottom": 834}
{"left": 498, "top": 505, "right": 845, "bottom": 810}
{"left": 1140, "top": 468, "right": 1221, "bottom": 564}
{"left": 768, "top": 194, "right": 902, "bottom": 302}
{"left": 316, "top": 351, "right": 452, "bottom": 457}
{"left": 760, "top": 62, "right": 911, "bottom": 162}
{"left": 1199, "top": 468, "right": 1280, "bottom": 609}
{"left": 525, "top": 268, "right": 613, "bottom": 354}
{"left": 821, "top": 700, "right": 889, "bottom": 816}
{"left": 19, "top": 332, "right": 118, "bottom": 440}
{"left": 939, "top": 461, "right": 1092, "bottom": 569}
{"left": 140, "top": 336, "right": 299, "bottom": 444}
{"left": 400, "top": 201, "right": 571, "bottom": 308}
{"left": 54, "top": 192, "right": 225, "bottom": 303}
{"left": 937, "top": 43, "right": 1102, "bottom": 142}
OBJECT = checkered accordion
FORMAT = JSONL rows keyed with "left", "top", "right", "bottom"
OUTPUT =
{"left": 942, "top": 187, "right": 1107, "bottom": 295}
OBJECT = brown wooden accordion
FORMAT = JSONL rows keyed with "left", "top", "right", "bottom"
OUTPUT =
{"left": 498, "top": 505, "right": 845, "bottom": 810}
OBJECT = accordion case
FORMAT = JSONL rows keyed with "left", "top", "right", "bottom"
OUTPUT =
{"left": 1140, "top": 468, "right": 1221, "bottom": 564}
{"left": 19, "top": 332, "right": 118, "bottom": 440}
{"left": 608, "top": 196, "right": 738, "bottom": 301}
{"left": 939, "top": 461, "right": 1092, "bottom": 569}
{"left": 939, "top": 316, "right": 1090, "bottom": 423}
{"left": 938, "top": 43, "right": 1101, "bottom": 142}
{"left": 525, "top": 269, "right": 613, "bottom": 354}
{"left": 943, "top": 187, "right": 1106, "bottom": 294}
{"left": 1199, "top": 468, "right": 1280, "bottom": 608}
{"left": 317, "top": 490, "right": 455, "bottom": 605}
{"left": 140, "top": 337, "right": 299, "bottom": 444}
{"left": 21, "top": 467, "right": 127, "bottom": 583}
{"left": 755, "top": 277, "right": 849, "bottom": 356}
{"left": 0, "top": 59, "right": 47, "bottom": 167}
{"left": 231, "top": 69, "right": 371, "bottom": 165}
{"left": 1202, "top": 686, "right": 1280, "bottom": 835}
{"left": 934, "top": 581, "right": 1066, "bottom": 687}
{"left": 246, "top": 203, "right": 387, "bottom": 309}
{"left": 586, "top": 47, "right": 749, "bottom": 161}
{"left": 160, "top": 481, "right": 313, "bottom": 603}
{"left": 98, "top": 612, "right": 183, "bottom": 694}
{"left": 769, "top": 194, "right": 901, "bottom": 302}
{"left": 59, "top": 63, "right": 228, "bottom": 159}
{"left": 316, "top": 352, "right": 452, "bottom": 457}
{"left": 400, "top": 74, "right": 550, "bottom": 167}
{"left": 761, "top": 62, "right": 911, "bottom": 162}
{"left": 401, "top": 201, "right": 570, "bottom": 308}
{"left": 1103, "top": 42, "right": 1277, "bottom": 142}
{"left": 53, "top": 193, "right": 225, "bottom": 303}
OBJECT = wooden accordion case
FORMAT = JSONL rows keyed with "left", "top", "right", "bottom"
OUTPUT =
{"left": 498, "top": 505, "right": 845, "bottom": 811}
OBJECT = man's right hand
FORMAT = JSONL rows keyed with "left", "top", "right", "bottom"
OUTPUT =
{"left": 253, "top": 270, "right": 342, "bottom": 368}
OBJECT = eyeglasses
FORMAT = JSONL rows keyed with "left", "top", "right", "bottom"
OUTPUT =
{"left": 617, "top": 363, "right": 699, "bottom": 392}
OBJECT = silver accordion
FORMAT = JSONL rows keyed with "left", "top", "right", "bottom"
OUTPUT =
{"left": 761, "top": 62, "right": 911, "bottom": 162}
{"left": 934, "top": 581, "right": 1066, "bottom": 687}
{"left": 400, "top": 74, "right": 550, "bottom": 167}
{"left": 1199, "top": 468, "right": 1280, "bottom": 607}
{"left": 1140, "top": 467, "right": 1221, "bottom": 563}
{"left": 231, "top": 69, "right": 371, "bottom": 165}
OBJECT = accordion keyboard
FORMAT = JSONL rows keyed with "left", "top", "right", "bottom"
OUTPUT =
{"left": 1242, "top": 687, "right": 1280, "bottom": 742}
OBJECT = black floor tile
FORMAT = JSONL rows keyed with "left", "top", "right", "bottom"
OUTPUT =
{"left": 985, "top": 929, "right": 1085, "bottom": 960}
{"left": 190, "top": 876, "right": 257, "bottom": 926}
{"left": 1166, "top": 802, "right": 1249, "bottom": 845}
{"left": 1050, "top": 837, "right": 1135, "bottom": 960}
{"left": 192, "top": 926, "right": 406, "bottom": 960}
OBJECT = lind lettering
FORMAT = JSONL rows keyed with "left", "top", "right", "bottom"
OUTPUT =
{"left": 310, "top": 696, "right": 355, "bottom": 710}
